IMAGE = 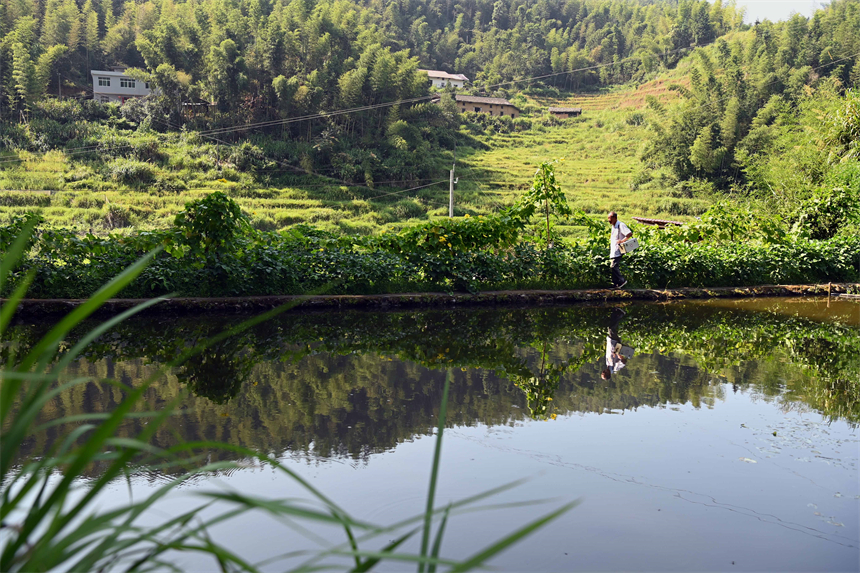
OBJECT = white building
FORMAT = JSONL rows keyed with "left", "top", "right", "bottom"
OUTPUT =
{"left": 420, "top": 69, "right": 469, "bottom": 89}
{"left": 91, "top": 67, "right": 152, "bottom": 103}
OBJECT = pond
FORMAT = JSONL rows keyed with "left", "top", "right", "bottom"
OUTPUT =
{"left": 7, "top": 297, "right": 860, "bottom": 571}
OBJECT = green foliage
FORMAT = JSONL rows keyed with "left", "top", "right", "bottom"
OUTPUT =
{"left": 4, "top": 188, "right": 860, "bottom": 299}
{"left": 640, "top": 201, "right": 787, "bottom": 245}
{"left": 0, "top": 212, "right": 43, "bottom": 254}
{"left": 824, "top": 88, "right": 860, "bottom": 163}
{"left": 519, "top": 159, "right": 572, "bottom": 246}
{"left": 173, "top": 191, "right": 252, "bottom": 254}
{"left": 106, "top": 157, "right": 156, "bottom": 186}
{"left": 791, "top": 177, "right": 860, "bottom": 240}
{"left": 646, "top": 3, "right": 860, "bottom": 195}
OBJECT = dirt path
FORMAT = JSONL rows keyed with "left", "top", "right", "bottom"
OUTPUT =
{"left": 7, "top": 283, "right": 858, "bottom": 317}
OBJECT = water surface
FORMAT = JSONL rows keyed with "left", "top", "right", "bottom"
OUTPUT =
{"left": 8, "top": 297, "right": 860, "bottom": 571}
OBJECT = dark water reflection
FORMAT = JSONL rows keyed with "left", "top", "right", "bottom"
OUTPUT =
{"left": 7, "top": 298, "right": 859, "bottom": 465}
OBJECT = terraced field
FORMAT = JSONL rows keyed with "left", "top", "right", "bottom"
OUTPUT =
{"left": 527, "top": 74, "right": 689, "bottom": 112}
{"left": 452, "top": 75, "right": 706, "bottom": 236}
{"left": 1, "top": 73, "right": 710, "bottom": 237}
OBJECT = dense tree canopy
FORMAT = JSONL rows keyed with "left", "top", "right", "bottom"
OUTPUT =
{"left": 1, "top": 0, "right": 857, "bottom": 193}
{"left": 1, "top": 0, "right": 747, "bottom": 122}
{"left": 642, "top": 0, "right": 860, "bottom": 195}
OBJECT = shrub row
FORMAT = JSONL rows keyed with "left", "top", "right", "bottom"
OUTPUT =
{"left": 3, "top": 192, "right": 858, "bottom": 299}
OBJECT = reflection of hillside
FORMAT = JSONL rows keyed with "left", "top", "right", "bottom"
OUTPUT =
{"left": 8, "top": 301, "right": 858, "bottom": 470}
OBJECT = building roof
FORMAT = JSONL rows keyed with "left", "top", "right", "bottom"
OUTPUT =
{"left": 420, "top": 69, "right": 469, "bottom": 82}
{"left": 454, "top": 95, "right": 518, "bottom": 108}
{"left": 548, "top": 107, "right": 583, "bottom": 113}
{"left": 91, "top": 69, "right": 135, "bottom": 77}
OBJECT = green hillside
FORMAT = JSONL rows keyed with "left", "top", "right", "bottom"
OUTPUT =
{"left": 0, "top": 77, "right": 697, "bottom": 236}
{"left": 1, "top": 0, "right": 858, "bottom": 238}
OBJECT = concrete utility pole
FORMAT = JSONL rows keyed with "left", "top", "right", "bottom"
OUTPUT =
{"left": 449, "top": 163, "right": 456, "bottom": 217}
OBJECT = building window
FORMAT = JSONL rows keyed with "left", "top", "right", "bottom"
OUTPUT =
{"left": 474, "top": 107, "right": 481, "bottom": 112}
{"left": 120, "top": 78, "right": 135, "bottom": 88}
{"left": 98, "top": 77, "right": 110, "bottom": 87}
{"left": 100, "top": 95, "right": 110, "bottom": 103}
{"left": 500, "top": 111, "right": 504, "bottom": 116}
{"left": 145, "top": 82, "right": 149, "bottom": 89}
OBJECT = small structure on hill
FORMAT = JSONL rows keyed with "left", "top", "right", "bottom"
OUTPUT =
{"left": 548, "top": 107, "right": 582, "bottom": 119}
{"left": 454, "top": 95, "right": 520, "bottom": 118}
{"left": 91, "top": 66, "right": 152, "bottom": 104}
{"left": 181, "top": 100, "right": 211, "bottom": 119}
{"left": 632, "top": 217, "right": 684, "bottom": 229}
{"left": 421, "top": 70, "right": 469, "bottom": 89}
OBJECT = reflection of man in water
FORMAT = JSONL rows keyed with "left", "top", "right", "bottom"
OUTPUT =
{"left": 602, "top": 308, "right": 634, "bottom": 380}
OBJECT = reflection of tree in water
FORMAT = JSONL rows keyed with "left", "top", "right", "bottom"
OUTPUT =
{"left": 7, "top": 301, "right": 858, "bottom": 470}
{"left": 510, "top": 341, "right": 566, "bottom": 420}
{"left": 509, "top": 338, "right": 596, "bottom": 421}
{"left": 177, "top": 340, "right": 255, "bottom": 404}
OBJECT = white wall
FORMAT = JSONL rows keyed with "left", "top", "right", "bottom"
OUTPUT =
{"left": 92, "top": 71, "right": 152, "bottom": 103}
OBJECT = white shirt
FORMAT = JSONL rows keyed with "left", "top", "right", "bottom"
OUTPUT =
{"left": 605, "top": 336, "right": 634, "bottom": 373}
{"left": 605, "top": 337, "right": 626, "bottom": 373}
{"left": 610, "top": 220, "right": 632, "bottom": 258}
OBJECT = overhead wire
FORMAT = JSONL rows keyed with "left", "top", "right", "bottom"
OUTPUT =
{"left": 0, "top": 39, "right": 794, "bottom": 165}
{"left": 3, "top": 40, "right": 858, "bottom": 214}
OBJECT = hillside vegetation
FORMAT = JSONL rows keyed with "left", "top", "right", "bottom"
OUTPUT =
{"left": 0, "top": 0, "right": 858, "bottom": 240}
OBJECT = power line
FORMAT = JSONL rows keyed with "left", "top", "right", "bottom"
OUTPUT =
{"left": 1, "top": 40, "right": 714, "bottom": 164}
{"left": 4, "top": 42, "right": 856, "bottom": 204}
{"left": 359, "top": 180, "right": 449, "bottom": 201}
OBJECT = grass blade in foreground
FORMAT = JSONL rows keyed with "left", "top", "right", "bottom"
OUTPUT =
{"left": 419, "top": 369, "right": 451, "bottom": 573}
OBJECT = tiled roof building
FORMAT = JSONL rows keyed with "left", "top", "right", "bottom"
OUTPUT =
{"left": 454, "top": 95, "right": 520, "bottom": 118}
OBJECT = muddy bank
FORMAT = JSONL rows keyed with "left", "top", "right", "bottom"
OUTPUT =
{"left": 6, "top": 283, "right": 859, "bottom": 318}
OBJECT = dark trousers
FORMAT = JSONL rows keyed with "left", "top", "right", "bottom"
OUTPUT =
{"left": 607, "top": 307, "right": 626, "bottom": 342}
{"left": 610, "top": 256, "right": 625, "bottom": 286}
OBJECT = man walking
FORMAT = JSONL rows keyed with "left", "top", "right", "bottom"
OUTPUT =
{"left": 607, "top": 211, "right": 632, "bottom": 288}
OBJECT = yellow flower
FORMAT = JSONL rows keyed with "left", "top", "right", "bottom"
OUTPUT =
{"left": 464, "top": 213, "right": 470, "bottom": 218}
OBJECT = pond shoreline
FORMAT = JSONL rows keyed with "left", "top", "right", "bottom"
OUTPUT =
{"left": 7, "top": 283, "right": 859, "bottom": 317}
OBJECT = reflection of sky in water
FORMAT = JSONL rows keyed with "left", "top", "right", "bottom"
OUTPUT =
{"left": 10, "top": 299, "right": 860, "bottom": 571}
{"left": 109, "top": 388, "right": 859, "bottom": 572}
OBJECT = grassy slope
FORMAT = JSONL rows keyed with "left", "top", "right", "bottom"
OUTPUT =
{"left": 452, "top": 73, "right": 704, "bottom": 237}
{"left": 0, "top": 73, "right": 707, "bottom": 237}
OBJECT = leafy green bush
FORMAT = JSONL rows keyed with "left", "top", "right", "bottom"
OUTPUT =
{"left": 4, "top": 191, "right": 858, "bottom": 300}
{"left": 791, "top": 167, "right": 860, "bottom": 239}
{"left": 106, "top": 158, "right": 156, "bottom": 186}
{"left": 626, "top": 112, "right": 646, "bottom": 126}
